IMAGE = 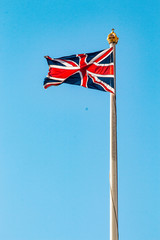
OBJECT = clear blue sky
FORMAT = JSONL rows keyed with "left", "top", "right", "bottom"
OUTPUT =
{"left": 1, "top": 0, "right": 160, "bottom": 240}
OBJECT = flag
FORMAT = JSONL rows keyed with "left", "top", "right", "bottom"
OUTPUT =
{"left": 44, "top": 47, "right": 114, "bottom": 93}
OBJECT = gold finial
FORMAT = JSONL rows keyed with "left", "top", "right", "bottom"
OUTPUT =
{"left": 107, "top": 29, "right": 119, "bottom": 44}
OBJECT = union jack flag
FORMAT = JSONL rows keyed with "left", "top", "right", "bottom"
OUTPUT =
{"left": 44, "top": 47, "right": 114, "bottom": 93}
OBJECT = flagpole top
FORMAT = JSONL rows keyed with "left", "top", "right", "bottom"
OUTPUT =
{"left": 107, "top": 29, "right": 119, "bottom": 45}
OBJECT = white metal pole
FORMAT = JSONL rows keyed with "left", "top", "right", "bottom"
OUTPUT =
{"left": 107, "top": 29, "right": 119, "bottom": 240}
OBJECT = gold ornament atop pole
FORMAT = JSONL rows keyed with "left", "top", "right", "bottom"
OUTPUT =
{"left": 107, "top": 29, "right": 119, "bottom": 45}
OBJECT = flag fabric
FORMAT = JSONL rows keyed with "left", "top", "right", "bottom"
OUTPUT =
{"left": 44, "top": 47, "right": 114, "bottom": 93}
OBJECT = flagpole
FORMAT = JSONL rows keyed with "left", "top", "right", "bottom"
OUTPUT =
{"left": 107, "top": 29, "right": 119, "bottom": 240}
